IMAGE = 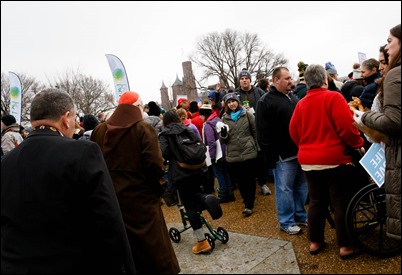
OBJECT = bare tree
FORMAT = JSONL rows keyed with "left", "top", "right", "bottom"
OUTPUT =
{"left": 190, "top": 29, "right": 288, "bottom": 88}
{"left": 1, "top": 72, "right": 45, "bottom": 124}
{"left": 51, "top": 71, "right": 115, "bottom": 118}
{"left": 2, "top": 70, "right": 115, "bottom": 124}
{"left": 76, "top": 74, "right": 116, "bottom": 116}
{"left": 1, "top": 72, "right": 11, "bottom": 116}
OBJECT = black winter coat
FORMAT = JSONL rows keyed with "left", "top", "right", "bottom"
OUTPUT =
{"left": 1, "top": 128, "right": 135, "bottom": 274}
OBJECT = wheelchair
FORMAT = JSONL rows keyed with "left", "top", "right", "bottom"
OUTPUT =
{"left": 345, "top": 183, "right": 401, "bottom": 257}
{"left": 168, "top": 191, "right": 229, "bottom": 250}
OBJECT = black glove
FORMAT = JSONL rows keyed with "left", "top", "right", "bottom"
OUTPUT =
{"left": 220, "top": 126, "right": 227, "bottom": 137}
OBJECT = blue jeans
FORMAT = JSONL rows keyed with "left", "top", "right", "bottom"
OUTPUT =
{"left": 212, "top": 160, "right": 233, "bottom": 194}
{"left": 274, "top": 158, "right": 308, "bottom": 229}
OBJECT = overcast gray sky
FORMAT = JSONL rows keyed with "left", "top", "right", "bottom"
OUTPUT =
{"left": 2, "top": 1, "right": 401, "bottom": 104}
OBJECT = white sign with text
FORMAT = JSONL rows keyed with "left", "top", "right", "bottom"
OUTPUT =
{"left": 359, "top": 143, "right": 386, "bottom": 187}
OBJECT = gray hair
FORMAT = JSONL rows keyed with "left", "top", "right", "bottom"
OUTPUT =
{"left": 30, "top": 88, "right": 75, "bottom": 121}
{"left": 304, "top": 64, "right": 327, "bottom": 90}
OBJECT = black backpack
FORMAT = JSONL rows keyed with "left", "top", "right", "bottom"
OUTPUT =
{"left": 173, "top": 127, "right": 207, "bottom": 170}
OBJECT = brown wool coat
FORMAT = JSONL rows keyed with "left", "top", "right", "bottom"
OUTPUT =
{"left": 91, "top": 104, "right": 180, "bottom": 274}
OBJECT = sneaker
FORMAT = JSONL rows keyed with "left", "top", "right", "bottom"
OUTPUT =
{"left": 260, "top": 184, "right": 272, "bottom": 195}
{"left": 192, "top": 239, "right": 212, "bottom": 254}
{"left": 242, "top": 208, "right": 253, "bottom": 217}
{"left": 281, "top": 225, "right": 302, "bottom": 235}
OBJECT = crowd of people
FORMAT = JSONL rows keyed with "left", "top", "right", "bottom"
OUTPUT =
{"left": 1, "top": 23, "right": 400, "bottom": 273}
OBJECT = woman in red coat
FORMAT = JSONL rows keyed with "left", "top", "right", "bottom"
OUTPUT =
{"left": 289, "top": 64, "right": 365, "bottom": 260}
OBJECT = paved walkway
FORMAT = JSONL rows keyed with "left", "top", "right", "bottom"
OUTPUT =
{"left": 167, "top": 222, "right": 300, "bottom": 274}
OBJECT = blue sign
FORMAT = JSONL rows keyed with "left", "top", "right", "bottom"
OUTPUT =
{"left": 359, "top": 143, "right": 386, "bottom": 187}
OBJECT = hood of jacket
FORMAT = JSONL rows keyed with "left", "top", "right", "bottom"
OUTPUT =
{"left": 162, "top": 122, "right": 187, "bottom": 136}
{"left": 102, "top": 104, "right": 143, "bottom": 156}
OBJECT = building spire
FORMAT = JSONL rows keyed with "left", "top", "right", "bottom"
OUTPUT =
{"left": 172, "top": 74, "right": 182, "bottom": 86}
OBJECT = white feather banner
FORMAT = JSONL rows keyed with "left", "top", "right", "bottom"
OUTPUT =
{"left": 105, "top": 54, "right": 130, "bottom": 103}
{"left": 8, "top": 71, "right": 22, "bottom": 125}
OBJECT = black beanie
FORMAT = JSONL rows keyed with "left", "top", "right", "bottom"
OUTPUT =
{"left": 189, "top": 101, "right": 199, "bottom": 113}
{"left": 1, "top": 114, "right": 17, "bottom": 127}
{"left": 83, "top": 114, "right": 100, "bottom": 131}
{"left": 148, "top": 101, "right": 161, "bottom": 117}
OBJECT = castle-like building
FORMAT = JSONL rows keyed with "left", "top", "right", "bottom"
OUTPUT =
{"left": 159, "top": 61, "right": 199, "bottom": 111}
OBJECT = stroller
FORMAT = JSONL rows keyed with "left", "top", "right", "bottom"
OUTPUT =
{"left": 168, "top": 190, "right": 229, "bottom": 250}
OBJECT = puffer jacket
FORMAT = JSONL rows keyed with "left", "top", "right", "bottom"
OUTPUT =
{"left": 362, "top": 63, "right": 401, "bottom": 241}
{"left": 1, "top": 124, "right": 23, "bottom": 155}
{"left": 220, "top": 108, "right": 259, "bottom": 163}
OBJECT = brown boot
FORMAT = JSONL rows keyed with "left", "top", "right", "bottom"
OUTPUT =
{"left": 192, "top": 239, "right": 212, "bottom": 254}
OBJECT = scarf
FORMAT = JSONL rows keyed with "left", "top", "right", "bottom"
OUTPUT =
{"left": 230, "top": 109, "right": 242, "bottom": 122}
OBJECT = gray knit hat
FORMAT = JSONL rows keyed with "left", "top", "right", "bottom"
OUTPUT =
{"left": 223, "top": 93, "right": 240, "bottom": 104}
{"left": 238, "top": 69, "right": 252, "bottom": 81}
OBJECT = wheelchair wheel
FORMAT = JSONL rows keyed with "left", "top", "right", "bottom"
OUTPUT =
{"left": 205, "top": 233, "right": 215, "bottom": 250}
{"left": 346, "top": 183, "right": 401, "bottom": 257}
{"left": 169, "top": 227, "right": 181, "bottom": 243}
{"left": 216, "top": 227, "right": 229, "bottom": 244}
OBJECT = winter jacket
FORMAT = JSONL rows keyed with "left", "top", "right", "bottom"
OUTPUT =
{"left": 91, "top": 104, "right": 180, "bottom": 274}
{"left": 362, "top": 63, "right": 401, "bottom": 241}
{"left": 183, "top": 118, "right": 201, "bottom": 140}
{"left": 2, "top": 126, "right": 135, "bottom": 274}
{"left": 191, "top": 112, "right": 204, "bottom": 137}
{"left": 220, "top": 108, "right": 258, "bottom": 163}
{"left": 78, "top": 130, "right": 93, "bottom": 141}
{"left": 234, "top": 86, "right": 265, "bottom": 111}
{"left": 360, "top": 72, "right": 382, "bottom": 109}
{"left": 1, "top": 124, "right": 23, "bottom": 154}
{"left": 341, "top": 80, "right": 364, "bottom": 102}
{"left": 293, "top": 82, "right": 308, "bottom": 99}
{"left": 203, "top": 112, "right": 227, "bottom": 161}
{"left": 159, "top": 122, "right": 207, "bottom": 188}
{"left": 144, "top": 115, "right": 164, "bottom": 133}
{"left": 290, "top": 88, "right": 364, "bottom": 165}
{"left": 255, "top": 86, "right": 299, "bottom": 168}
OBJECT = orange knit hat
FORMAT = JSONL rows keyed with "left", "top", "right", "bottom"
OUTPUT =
{"left": 118, "top": 91, "right": 142, "bottom": 106}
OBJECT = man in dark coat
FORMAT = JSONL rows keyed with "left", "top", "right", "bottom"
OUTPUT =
{"left": 256, "top": 67, "right": 308, "bottom": 235}
{"left": 91, "top": 91, "right": 180, "bottom": 274}
{"left": 1, "top": 88, "right": 135, "bottom": 274}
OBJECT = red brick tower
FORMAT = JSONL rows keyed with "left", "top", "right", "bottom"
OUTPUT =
{"left": 182, "top": 61, "right": 198, "bottom": 102}
{"left": 160, "top": 81, "right": 171, "bottom": 111}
